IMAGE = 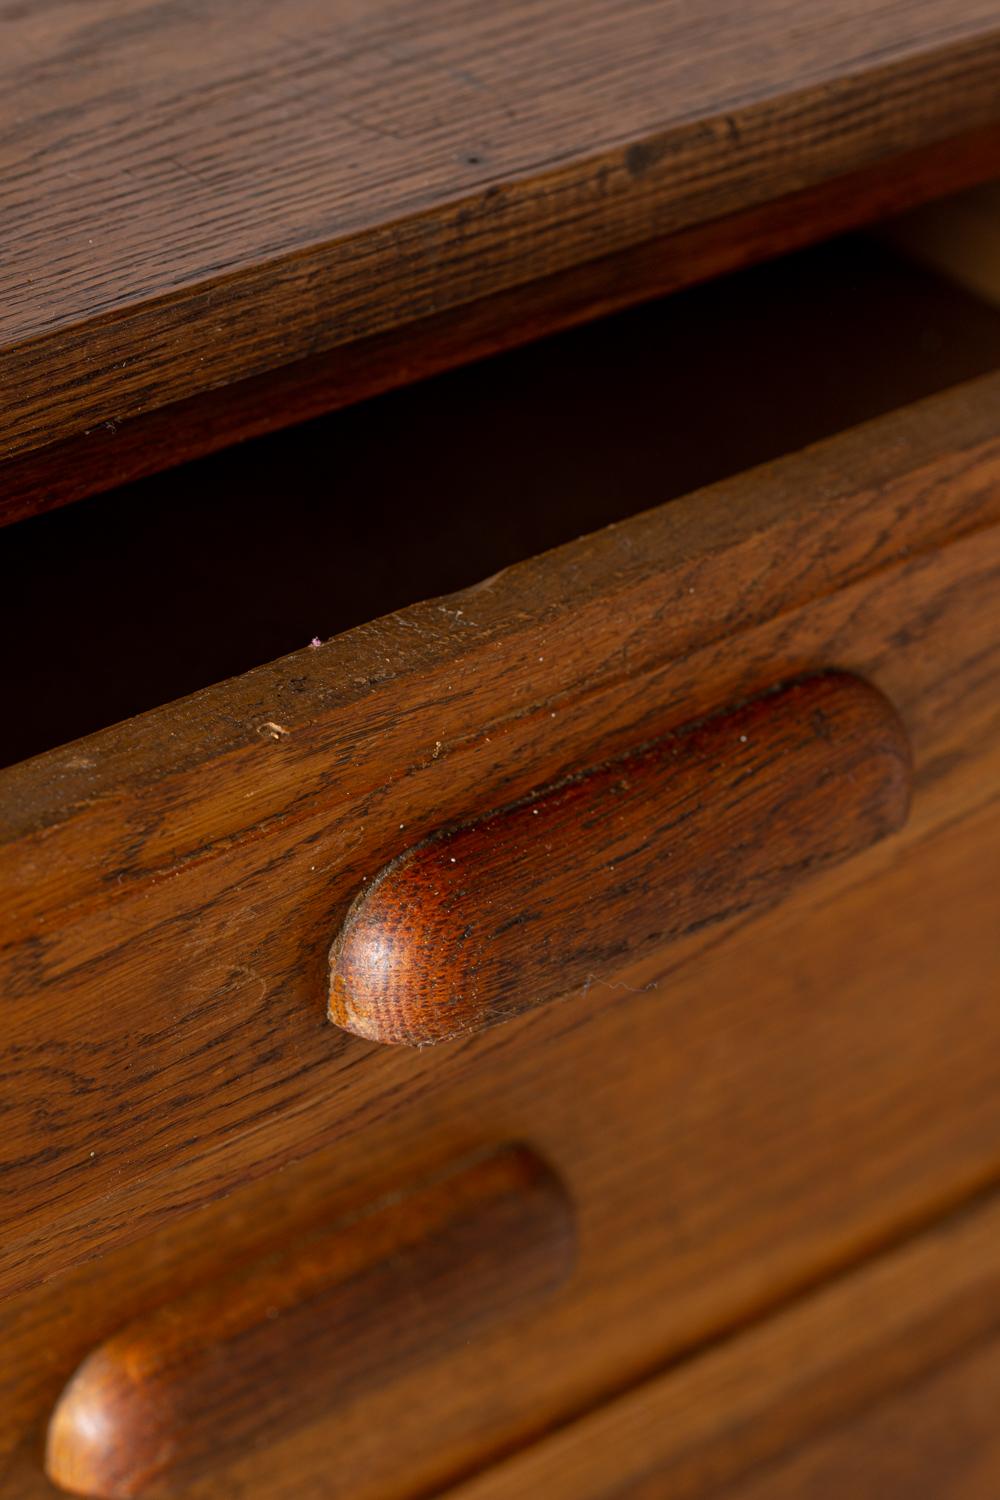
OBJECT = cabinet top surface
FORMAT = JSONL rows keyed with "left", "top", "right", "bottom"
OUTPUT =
{"left": 3, "top": 0, "right": 1000, "bottom": 457}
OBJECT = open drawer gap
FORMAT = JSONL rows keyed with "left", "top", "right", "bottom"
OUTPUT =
{"left": 6, "top": 232, "right": 1000, "bottom": 769}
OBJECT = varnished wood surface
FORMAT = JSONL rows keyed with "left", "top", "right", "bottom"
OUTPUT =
{"left": 330, "top": 675, "right": 911, "bottom": 1045}
{"left": 1, "top": 372, "right": 1000, "bottom": 1299}
{"left": 44, "top": 1147, "right": 572, "bottom": 1499}
{"left": 3, "top": 0, "right": 1000, "bottom": 467}
{"left": 442, "top": 1181, "right": 1000, "bottom": 1500}
{"left": 3, "top": 802, "right": 1000, "bottom": 1498}
{"left": 5, "top": 123, "right": 1000, "bottom": 527}
{"left": 717, "top": 1342, "right": 1000, "bottom": 1500}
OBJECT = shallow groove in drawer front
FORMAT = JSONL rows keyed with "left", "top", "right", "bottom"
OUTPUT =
{"left": 0, "top": 375, "right": 999, "bottom": 1298}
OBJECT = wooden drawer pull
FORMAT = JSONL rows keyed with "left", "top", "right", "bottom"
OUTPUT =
{"left": 329, "top": 673, "right": 911, "bottom": 1046}
{"left": 45, "top": 1147, "right": 573, "bottom": 1499}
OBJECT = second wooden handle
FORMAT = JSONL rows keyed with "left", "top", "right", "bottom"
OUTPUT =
{"left": 329, "top": 673, "right": 911, "bottom": 1046}
{"left": 46, "top": 1148, "right": 572, "bottom": 1498}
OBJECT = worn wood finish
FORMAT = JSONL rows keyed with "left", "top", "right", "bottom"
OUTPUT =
{"left": 44, "top": 1146, "right": 572, "bottom": 1500}
{"left": 3, "top": 803, "right": 1000, "bottom": 1499}
{"left": 443, "top": 1181, "right": 1000, "bottom": 1500}
{"left": 330, "top": 674, "right": 911, "bottom": 1045}
{"left": 3, "top": 1, "right": 1000, "bottom": 467}
{"left": 6, "top": 120, "right": 1000, "bottom": 528}
{"left": 1, "top": 374, "right": 1000, "bottom": 1299}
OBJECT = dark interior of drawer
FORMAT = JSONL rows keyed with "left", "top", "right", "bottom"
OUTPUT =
{"left": 6, "top": 234, "right": 1000, "bottom": 769}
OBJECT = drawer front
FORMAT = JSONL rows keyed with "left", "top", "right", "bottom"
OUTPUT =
{"left": 718, "top": 1349, "right": 1000, "bottom": 1500}
{"left": 4, "top": 375, "right": 1000, "bottom": 1295}
{"left": 2, "top": 373, "right": 1000, "bottom": 1497}
{"left": 4, "top": 805, "right": 1000, "bottom": 1498}
{"left": 443, "top": 1176, "right": 1000, "bottom": 1500}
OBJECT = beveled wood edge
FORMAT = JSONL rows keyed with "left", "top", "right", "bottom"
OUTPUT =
{"left": 4, "top": 119, "right": 1000, "bottom": 527}
{"left": 1, "top": 370, "right": 999, "bottom": 901}
{"left": 3, "top": 30, "right": 1000, "bottom": 466}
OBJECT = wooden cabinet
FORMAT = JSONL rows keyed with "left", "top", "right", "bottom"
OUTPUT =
{"left": 2, "top": 4, "right": 1000, "bottom": 1497}
{"left": 443, "top": 1180, "right": 1000, "bottom": 1500}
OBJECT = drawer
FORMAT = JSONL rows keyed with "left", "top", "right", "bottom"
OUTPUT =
{"left": 3, "top": 226, "right": 1000, "bottom": 1497}
{"left": 443, "top": 1173, "right": 1000, "bottom": 1500}
{"left": 4, "top": 805, "right": 1000, "bottom": 1500}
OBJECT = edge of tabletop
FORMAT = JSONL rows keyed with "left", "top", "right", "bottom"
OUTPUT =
{"left": 3, "top": 22, "right": 1000, "bottom": 461}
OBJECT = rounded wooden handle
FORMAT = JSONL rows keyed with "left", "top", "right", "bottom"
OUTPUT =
{"left": 329, "top": 673, "right": 911, "bottom": 1046}
{"left": 46, "top": 1148, "right": 572, "bottom": 1499}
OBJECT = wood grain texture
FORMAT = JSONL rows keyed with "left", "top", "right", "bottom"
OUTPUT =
{"left": 1, "top": 373, "right": 1000, "bottom": 1300}
{"left": 3, "top": 0, "right": 1000, "bottom": 465}
{"left": 330, "top": 674, "right": 911, "bottom": 1045}
{"left": 2, "top": 801, "right": 999, "bottom": 1500}
{"left": 5, "top": 120, "right": 1000, "bottom": 527}
{"left": 718, "top": 1341, "right": 1000, "bottom": 1500}
{"left": 442, "top": 1181, "right": 1000, "bottom": 1500}
{"left": 43, "top": 1146, "right": 572, "bottom": 1500}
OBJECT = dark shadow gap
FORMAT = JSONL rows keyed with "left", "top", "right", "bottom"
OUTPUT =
{"left": 4, "top": 234, "right": 1000, "bottom": 767}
